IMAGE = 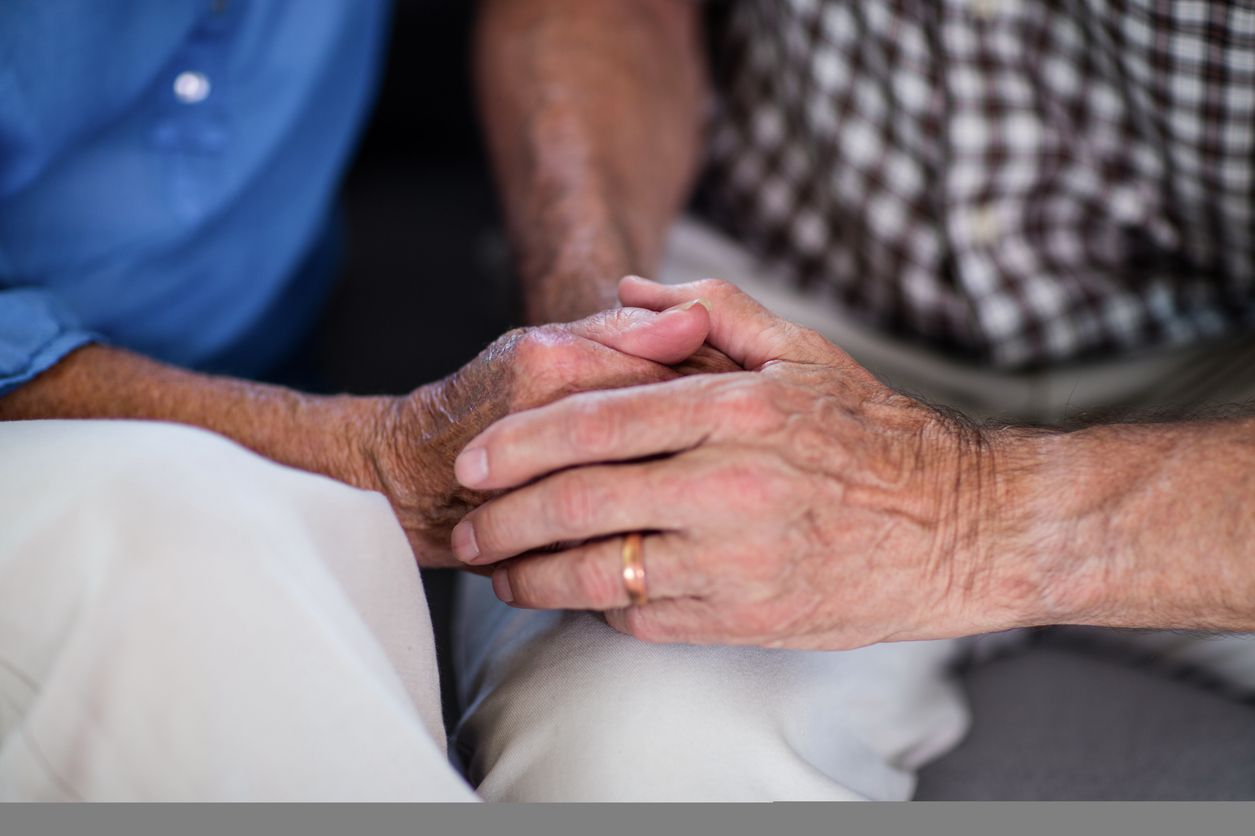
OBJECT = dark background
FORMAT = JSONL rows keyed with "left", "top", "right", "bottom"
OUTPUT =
{"left": 318, "top": 0, "right": 512, "bottom": 397}
{"left": 310, "top": 0, "right": 505, "bottom": 731}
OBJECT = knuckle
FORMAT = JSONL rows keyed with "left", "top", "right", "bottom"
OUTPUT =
{"left": 624, "top": 607, "right": 667, "bottom": 643}
{"left": 713, "top": 379, "right": 785, "bottom": 432}
{"left": 567, "top": 398, "right": 619, "bottom": 456}
{"left": 468, "top": 506, "right": 509, "bottom": 554}
{"left": 795, "top": 325, "right": 829, "bottom": 351}
{"left": 496, "top": 326, "right": 529, "bottom": 349}
{"left": 533, "top": 338, "right": 595, "bottom": 399}
{"left": 506, "top": 564, "right": 543, "bottom": 606}
{"left": 574, "top": 549, "right": 621, "bottom": 608}
{"left": 788, "top": 323, "right": 837, "bottom": 359}
{"left": 514, "top": 327, "right": 567, "bottom": 368}
{"left": 695, "top": 277, "right": 737, "bottom": 300}
{"left": 550, "top": 473, "right": 598, "bottom": 533}
{"left": 505, "top": 327, "right": 541, "bottom": 364}
{"left": 510, "top": 333, "right": 549, "bottom": 382}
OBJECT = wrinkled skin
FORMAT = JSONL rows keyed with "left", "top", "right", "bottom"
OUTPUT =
{"left": 354, "top": 302, "right": 714, "bottom": 568}
{"left": 449, "top": 277, "right": 1038, "bottom": 649}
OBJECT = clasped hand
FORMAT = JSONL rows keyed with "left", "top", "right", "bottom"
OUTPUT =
{"left": 450, "top": 277, "right": 1039, "bottom": 650}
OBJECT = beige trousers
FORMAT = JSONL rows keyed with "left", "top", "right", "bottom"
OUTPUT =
{"left": 0, "top": 420, "right": 476, "bottom": 801}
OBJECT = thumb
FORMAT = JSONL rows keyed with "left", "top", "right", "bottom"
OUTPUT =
{"left": 564, "top": 301, "right": 711, "bottom": 366}
{"left": 618, "top": 275, "right": 835, "bottom": 370}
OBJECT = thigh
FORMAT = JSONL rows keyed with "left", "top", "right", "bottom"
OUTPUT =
{"left": 454, "top": 574, "right": 968, "bottom": 801}
{"left": 0, "top": 419, "right": 474, "bottom": 801}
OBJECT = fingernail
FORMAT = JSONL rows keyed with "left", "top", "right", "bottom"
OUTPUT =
{"left": 623, "top": 275, "right": 657, "bottom": 284}
{"left": 662, "top": 297, "right": 712, "bottom": 314}
{"left": 492, "top": 568, "right": 514, "bottom": 604}
{"left": 451, "top": 519, "right": 480, "bottom": 562}
{"left": 455, "top": 447, "right": 489, "bottom": 487}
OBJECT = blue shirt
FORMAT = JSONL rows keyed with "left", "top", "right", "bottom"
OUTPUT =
{"left": 0, "top": 0, "right": 389, "bottom": 394}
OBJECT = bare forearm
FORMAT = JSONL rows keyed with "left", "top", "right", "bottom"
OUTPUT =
{"left": 0, "top": 345, "right": 388, "bottom": 491}
{"left": 476, "top": 0, "right": 706, "bottom": 322}
{"left": 1011, "top": 418, "right": 1255, "bottom": 631}
{"left": 0, "top": 305, "right": 714, "bottom": 567}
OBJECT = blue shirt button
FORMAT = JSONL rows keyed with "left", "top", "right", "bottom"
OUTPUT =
{"left": 173, "top": 71, "right": 211, "bottom": 104}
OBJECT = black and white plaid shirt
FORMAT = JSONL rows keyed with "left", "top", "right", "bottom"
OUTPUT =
{"left": 703, "top": 0, "right": 1255, "bottom": 368}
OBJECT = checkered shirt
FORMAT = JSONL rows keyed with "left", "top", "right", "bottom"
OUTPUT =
{"left": 702, "top": 0, "right": 1255, "bottom": 368}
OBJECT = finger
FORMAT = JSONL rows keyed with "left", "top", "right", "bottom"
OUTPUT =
{"left": 491, "top": 532, "right": 701, "bottom": 610}
{"left": 452, "top": 459, "right": 689, "bottom": 564}
{"left": 565, "top": 303, "right": 711, "bottom": 367}
{"left": 483, "top": 328, "right": 678, "bottom": 420}
{"left": 603, "top": 598, "right": 723, "bottom": 644}
{"left": 673, "top": 343, "right": 743, "bottom": 376}
{"left": 455, "top": 375, "right": 723, "bottom": 491}
{"left": 619, "top": 275, "right": 838, "bottom": 370}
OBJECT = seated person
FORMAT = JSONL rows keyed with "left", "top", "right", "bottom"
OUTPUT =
{"left": 0, "top": 0, "right": 715, "bottom": 800}
{"left": 449, "top": 0, "right": 1255, "bottom": 800}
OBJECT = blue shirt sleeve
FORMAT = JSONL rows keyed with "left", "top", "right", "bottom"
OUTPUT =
{"left": 0, "top": 288, "right": 97, "bottom": 396}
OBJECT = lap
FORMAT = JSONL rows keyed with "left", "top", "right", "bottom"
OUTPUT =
{"left": 455, "top": 571, "right": 1255, "bottom": 801}
{"left": 0, "top": 419, "right": 471, "bottom": 800}
{"left": 453, "top": 574, "right": 968, "bottom": 801}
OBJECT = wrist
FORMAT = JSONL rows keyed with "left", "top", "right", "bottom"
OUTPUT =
{"left": 1013, "top": 423, "right": 1246, "bottom": 631}
{"left": 296, "top": 392, "right": 400, "bottom": 493}
{"left": 368, "top": 379, "right": 488, "bottom": 562}
{"left": 940, "top": 418, "right": 1068, "bottom": 634}
{"left": 978, "top": 425, "right": 1134, "bottom": 630}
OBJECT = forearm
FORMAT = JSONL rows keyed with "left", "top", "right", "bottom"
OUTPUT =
{"left": 0, "top": 344, "right": 391, "bottom": 492}
{"left": 0, "top": 305, "right": 714, "bottom": 568}
{"left": 1008, "top": 417, "right": 1255, "bottom": 632}
{"left": 476, "top": 0, "right": 706, "bottom": 322}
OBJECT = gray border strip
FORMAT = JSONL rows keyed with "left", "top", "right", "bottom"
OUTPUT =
{"left": 4, "top": 802, "right": 1255, "bottom": 836}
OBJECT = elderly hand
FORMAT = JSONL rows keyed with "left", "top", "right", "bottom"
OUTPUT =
{"left": 349, "top": 301, "right": 713, "bottom": 568}
{"left": 449, "top": 277, "right": 1043, "bottom": 649}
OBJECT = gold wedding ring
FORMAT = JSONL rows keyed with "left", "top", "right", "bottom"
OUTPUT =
{"left": 621, "top": 532, "right": 648, "bottom": 607}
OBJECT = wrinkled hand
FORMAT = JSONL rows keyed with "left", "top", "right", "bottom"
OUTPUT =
{"left": 350, "top": 301, "right": 713, "bottom": 568}
{"left": 449, "top": 277, "right": 1038, "bottom": 649}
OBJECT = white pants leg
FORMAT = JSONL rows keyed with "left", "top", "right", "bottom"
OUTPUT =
{"left": 453, "top": 578, "right": 968, "bottom": 801}
{"left": 0, "top": 419, "right": 477, "bottom": 801}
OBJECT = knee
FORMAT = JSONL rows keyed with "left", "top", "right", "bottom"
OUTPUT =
{"left": 465, "top": 617, "right": 772, "bottom": 801}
